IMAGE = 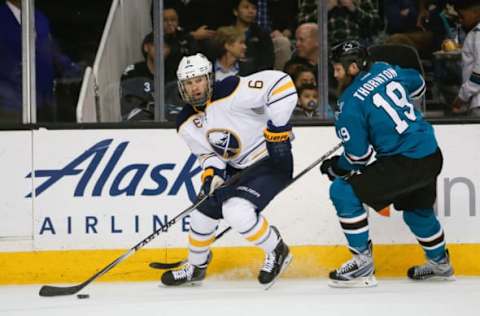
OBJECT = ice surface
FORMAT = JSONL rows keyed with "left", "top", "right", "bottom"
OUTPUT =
{"left": 1, "top": 278, "right": 479, "bottom": 316}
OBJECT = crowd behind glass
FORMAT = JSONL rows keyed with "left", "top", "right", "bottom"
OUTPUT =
{"left": 1, "top": 0, "right": 479, "bottom": 125}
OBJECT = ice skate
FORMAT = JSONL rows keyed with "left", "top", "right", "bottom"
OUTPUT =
{"left": 407, "top": 249, "right": 455, "bottom": 281}
{"left": 329, "top": 241, "right": 377, "bottom": 288}
{"left": 258, "top": 226, "right": 293, "bottom": 289}
{"left": 161, "top": 252, "right": 211, "bottom": 286}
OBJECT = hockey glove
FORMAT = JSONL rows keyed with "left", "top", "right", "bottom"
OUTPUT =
{"left": 264, "top": 120, "right": 293, "bottom": 176}
{"left": 320, "top": 155, "right": 350, "bottom": 181}
{"left": 198, "top": 167, "right": 226, "bottom": 199}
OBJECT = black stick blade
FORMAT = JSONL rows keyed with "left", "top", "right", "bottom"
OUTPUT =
{"left": 149, "top": 260, "right": 186, "bottom": 270}
{"left": 39, "top": 284, "right": 85, "bottom": 297}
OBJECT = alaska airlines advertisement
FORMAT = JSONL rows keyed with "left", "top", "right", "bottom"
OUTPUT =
{"left": 0, "top": 126, "right": 478, "bottom": 252}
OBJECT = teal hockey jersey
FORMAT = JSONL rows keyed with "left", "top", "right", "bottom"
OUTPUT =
{"left": 335, "top": 62, "right": 438, "bottom": 171}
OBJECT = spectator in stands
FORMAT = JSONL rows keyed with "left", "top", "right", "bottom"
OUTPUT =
{"left": 120, "top": 32, "right": 157, "bottom": 121}
{"left": 153, "top": 1, "right": 220, "bottom": 61}
{"left": 293, "top": 83, "right": 321, "bottom": 117}
{"left": 298, "top": 0, "right": 318, "bottom": 24}
{"left": 232, "top": 0, "right": 275, "bottom": 71}
{"left": 256, "top": 0, "right": 298, "bottom": 37}
{"left": 292, "top": 65, "right": 317, "bottom": 88}
{"left": 384, "top": 0, "right": 449, "bottom": 57}
{"left": 298, "top": 0, "right": 381, "bottom": 45}
{"left": 384, "top": 0, "right": 420, "bottom": 35}
{"left": 451, "top": 0, "right": 480, "bottom": 117}
{"left": 383, "top": 0, "right": 430, "bottom": 55}
{"left": 163, "top": 5, "right": 199, "bottom": 83}
{"left": 384, "top": 0, "right": 441, "bottom": 58}
{"left": 255, "top": 0, "right": 297, "bottom": 70}
{"left": 212, "top": 26, "right": 255, "bottom": 81}
{"left": 0, "top": 0, "right": 80, "bottom": 123}
{"left": 327, "top": 0, "right": 382, "bottom": 46}
{"left": 284, "top": 23, "right": 319, "bottom": 78}
{"left": 163, "top": 0, "right": 231, "bottom": 40}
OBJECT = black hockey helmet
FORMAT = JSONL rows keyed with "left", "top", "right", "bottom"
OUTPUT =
{"left": 330, "top": 40, "right": 369, "bottom": 71}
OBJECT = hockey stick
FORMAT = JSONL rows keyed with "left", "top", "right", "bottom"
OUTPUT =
{"left": 149, "top": 226, "right": 232, "bottom": 269}
{"left": 38, "top": 157, "right": 268, "bottom": 297}
{"left": 39, "top": 196, "right": 208, "bottom": 297}
{"left": 149, "top": 142, "right": 343, "bottom": 270}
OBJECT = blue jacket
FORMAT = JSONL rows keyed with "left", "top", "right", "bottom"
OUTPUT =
{"left": 0, "top": 4, "right": 76, "bottom": 110}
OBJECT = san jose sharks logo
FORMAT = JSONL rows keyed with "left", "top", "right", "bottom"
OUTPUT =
{"left": 207, "top": 129, "right": 242, "bottom": 160}
{"left": 335, "top": 100, "right": 344, "bottom": 120}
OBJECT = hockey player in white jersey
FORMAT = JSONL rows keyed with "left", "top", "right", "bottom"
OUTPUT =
{"left": 452, "top": 0, "right": 480, "bottom": 117}
{"left": 161, "top": 53, "right": 297, "bottom": 287}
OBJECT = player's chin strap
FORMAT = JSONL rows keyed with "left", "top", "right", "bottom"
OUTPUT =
{"left": 149, "top": 142, "right": 344, "bottom": 270}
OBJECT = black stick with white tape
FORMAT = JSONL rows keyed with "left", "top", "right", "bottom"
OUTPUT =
{"left": 38, "top": 157, "right": 269, "bottom": 297}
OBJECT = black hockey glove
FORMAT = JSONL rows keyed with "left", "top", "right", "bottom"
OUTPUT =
{"left": 319, "top": 155, "right": 350, "bottom": 181}
{"left": 264, "top": 120, "right": 293, "bottom": 176}
{"left": 198, "top": 167, "right": 226, "bottom": 199}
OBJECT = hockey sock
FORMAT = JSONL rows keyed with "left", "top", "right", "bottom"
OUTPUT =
{"left": 222, "top": 197, "right": 279, "bottom": 253}
{"left": 403, "top": 208, "right": 446, "bottom": 261}
{"left": 188, "top": 210, "right": 218, "bottom": 266}
{"left": 330, "top": 179, "right": 370, "bottom": 253}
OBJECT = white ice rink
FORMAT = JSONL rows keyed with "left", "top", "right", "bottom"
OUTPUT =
{"left": 1, "top": 278, "right": 479, "bottom": 316}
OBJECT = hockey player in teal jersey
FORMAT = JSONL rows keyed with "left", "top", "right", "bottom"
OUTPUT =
{"left": 320, "top": 40, "right": 454, "bottom": 288}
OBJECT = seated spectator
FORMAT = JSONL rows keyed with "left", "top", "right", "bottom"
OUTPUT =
{"left": 284, "top": 23, "right": 319, "bottom": 78}
{"left": 451, "top": 0, "right": 480, "bottom": 117}
{"left": 298, "top": 0, "right": 381, "bottom": 45}
{"left": 385, "top": 0, "right": 449, "bottom": 57}
{"left": 298, "top": 0, "right": 318, "bottom": 24}
{"left": 255, "top": 0, "right": 297, "bottom": 70}
{"left": 384, "top": 0, "right": 420, "bottom": 35}
{"left": 163, "top": 0, "right": 231, "bottom": 41}
{"left": 212, "top": 26, "right": 255, "bottom": 81}
{"left": 292, "top": 65, "right": 317, "bottom": 88}
{"left": 0, "top": 0, "right": 80, "bottom": 123}
{"left": 431, "top": 5, "right": 463, "bottom": 114}
{"left": 232, "top": 0, "right": 275, "bottom": 71}
{"left": 120, "top": 33, "right": 157, "bottom": 121}
{"left": 163, "top": 4, "right": 199, "bottom": 83}
{"left": 293, "top": 83, "right": 321, "bottom": 117}
{"left": 327, "top": 0, "right": 382, "bottom": 46}
{"left": 255, "top": 0, "right": 297, "bottom": 35}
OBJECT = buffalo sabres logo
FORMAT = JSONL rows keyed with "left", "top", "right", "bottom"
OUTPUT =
{"left": 207, "top": 129, "right": 242, "bottom": 160}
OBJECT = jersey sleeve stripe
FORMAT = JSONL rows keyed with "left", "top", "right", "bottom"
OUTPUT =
{"left": 199, "top": 153, "right": 225, "bottom": 170}
{"left": 237, "top": 139, "right": 266, "bottom": 164}
{"left": 344, "top": 146, "right": 373, "bottom": 165}
{"left": 409, "top": 78, "right": 426, "bottom": 99}
{"left": 267, "top": 91, "right": 297, "bottom": 107}
{"left": 271, "top": 81, "right": 295, "bottom": 96}
{"left": 267, "top": 74, "right": 289, "bottom": 96}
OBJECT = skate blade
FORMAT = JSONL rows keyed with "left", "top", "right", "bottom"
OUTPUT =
{"left": 409, "top": 275, "right": 456, "bottom": 282}
{"left": 328, "top": 275, "right": 378, "bottom": 288}
{"left": 264, "top": 253, "right": 293, "bottom": 291}
{"left": 160, "top": 280, "right": 204, "bottom": 288}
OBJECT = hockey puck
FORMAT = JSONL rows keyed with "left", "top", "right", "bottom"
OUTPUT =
{"left": 76, "top": 294, "right": 90, "bottom": 299}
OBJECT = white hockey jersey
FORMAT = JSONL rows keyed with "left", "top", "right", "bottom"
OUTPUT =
{"left": 177, "top": 70, "right": 298, "bottom": 170}
{"left": 459, "top": 22, "right": 480, "bottom": 109}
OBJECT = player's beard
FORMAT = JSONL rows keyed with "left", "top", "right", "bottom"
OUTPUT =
{"left": 336, "top": 75, "right": 353, "bottom": 95}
